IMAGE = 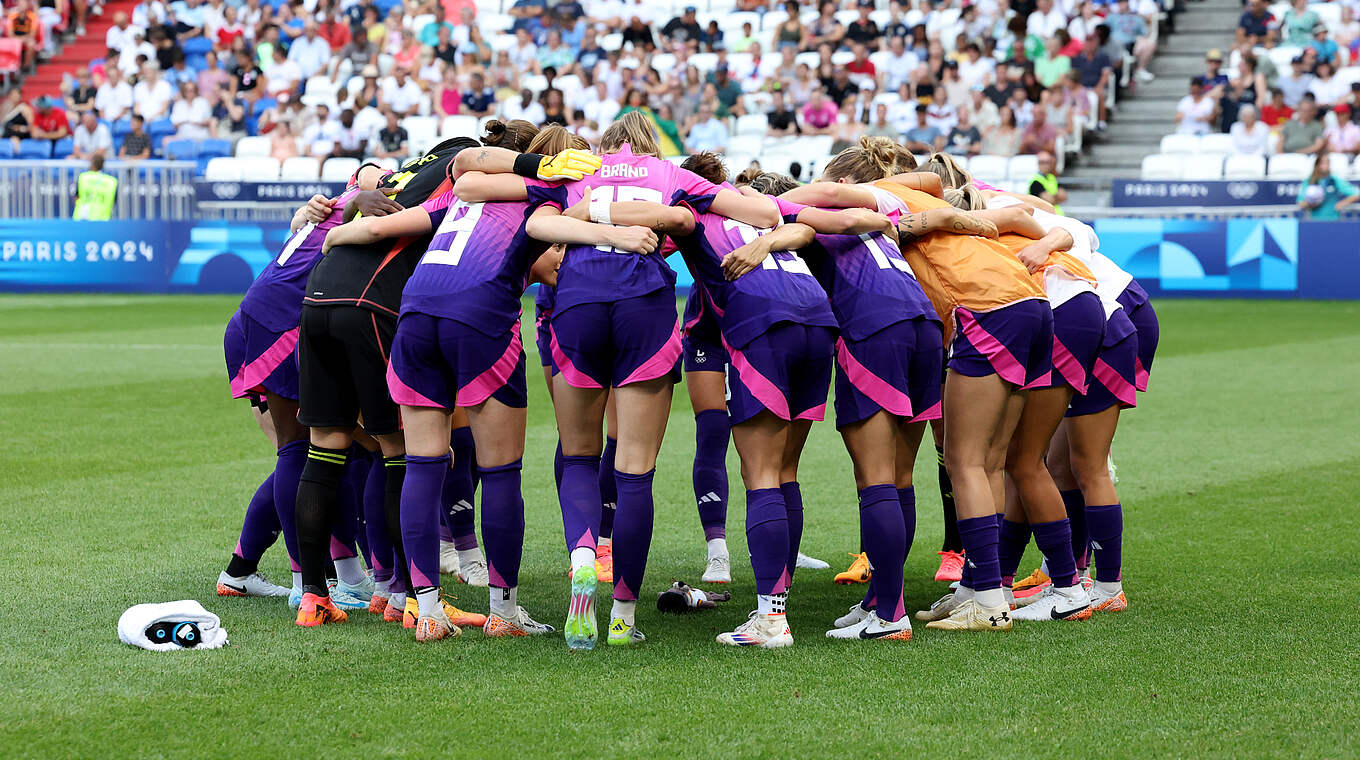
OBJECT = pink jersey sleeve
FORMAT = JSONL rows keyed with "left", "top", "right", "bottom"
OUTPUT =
{"left": 420, "top": 189, "right": 455, "bottom": 215}
{"left": 773, "top": 196, "right": 807, "bottom": 221}
{"left": 972, "top": 178, "right": 1002, "bottom": 192}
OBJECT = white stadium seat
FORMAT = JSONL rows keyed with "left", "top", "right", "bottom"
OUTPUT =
{"left": 1200, "top": 133, "right": 1235, "bottom": 154}
{"left": 238, "top": 157, "right": 281, "bottom": 181}
{"left": 402, "top": 116, "right": 439, "bottom": 154}
{"left": 1267, "top": 152, "right": 1315, "bottom": 179}
{"left": 1159, "top": 134, "right": 1200, "bottom": 154}
{"left": 441, "top": 114, "right": 480, "bottom": 139}
{"left": 727, "top": 134, "right": 764, "bottom": 156}
{"left": 321, "top": 157, "right": 361, "bottom": 182}
{"left": 280, "top": 156, "right": 320, "bottom": 180}
{"left": 234, "top": 136, "right": 271, "bottom": 158}
{"left": 1006, "top": 154, "right": 1039, "bottom": 181}
{"left": 203, "top": 156, "right": 243, "bottom": 181}
{"left": 1223, "top": 154, "right": 1267, "bottom": 179}
{"left": 734, "top": 113, "right": 769, "bottom": 137}
{"left": 1328, "top": 152, "right": 1354, "bottom": 176}
{"left": 1141, "top": 153, "right": 1183, "bottom": 180}
{"left": 969, "top": 154, "right": 1010, "bottom": 183}
{"left": 1181, "top": 153, "right": 1226, "bottom": 180}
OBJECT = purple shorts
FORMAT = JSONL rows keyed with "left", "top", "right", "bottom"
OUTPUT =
{"left": 549, "top": 290, "right": 682, "bottom": 389}
{"left": 387, "top": 312, "right": 527, "bottom": 410}
{"left": 1043, "top": 292, "right": 1105, "bottom": 395}
{"left": 949, "top": 300, "right": 1054, "bottom": 389}
{"left": 834, "top": 317, "right": 943, "bottom": 427}
{"left": 725, "top": 322, "right": 834, "bottom": 425}
{"left": 1068, "top": 308, "right": 1139, "bottom": 416}
{"left": 682, "top": 330, "right": 729, "bottom": 373}
{"left": 224, "top": 309, "right": 299, "bottom": 402}
{"left": 1116, "top": 281, "right": 1157, "bottom": 391}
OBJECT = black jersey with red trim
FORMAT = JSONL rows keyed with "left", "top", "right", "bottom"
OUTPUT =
{"left": 303, "top": 143, "right": 465, "bottom": 318}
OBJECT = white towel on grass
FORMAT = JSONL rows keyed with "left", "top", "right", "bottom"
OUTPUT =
{"left": 117, "top": 600, "right": 229, "bottom": 651}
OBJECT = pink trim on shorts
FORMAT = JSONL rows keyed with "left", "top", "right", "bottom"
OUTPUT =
{"left": 795, "top": 402, "right": 827, "bottom": 422}
{"left": 955, "top": 308, "right": 1026, "bottom": 387}
{"left": 835, "top": 337, "right": 914, "bottom": 419}
{"left": 723, "top": 337, "right": 791, "bottom": 420}
{"left": 1134, "top": 357, "right": 1149, "bottom": 392}
{"left": 458, "top": 321, "right": 523, "bottom": 407}
{"left": 229, "top": 327, "right": 299, "bottom": 399}
{"left": 386, "top": 361, "right": 444, "bottom": 408}
{"left": 1021, "top": 371, "right": 1051, "bottom": 391}
{"left": 1051, "top": 335, "right": 1088, "bottom": 394}
{"left": 1093, "top": 358, "right": 1138, "bottom": 408}
{"left": 549, "top": 325, "right": 605, "bottom": 389}
{"left": 619, "top": 321, "right": 683, "bottom": 386}
{"left": 409, "top": 561, "right": 436, "bottom": 590}
{"left": 911, "top": 400, "right": 943, "bottom": 422}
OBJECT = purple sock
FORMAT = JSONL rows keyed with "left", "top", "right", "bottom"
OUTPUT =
{"left": 362, "top": 452, "right": 394, "bottom": 584}
{"left": 343, "top": 448, "right": 369, "bottom": 561}
{"left": 438, "top": 516, "right": 454, "bottom": 544}
{"left": 1032, "top": 518, "right": 1078, "bottom": 587}
{"left": 898, "top": 486, "right": 917, "bottom": 563}
{"left": 693, "top": 409, "right": 730, "bottom": 541}
{"left": 446, "top": 426, "right": 479, "bottom": 549}
{"left": 553, "top": 439, "right": 564, "bottom": 494}
{"left": 611, "top": 469, "right": 655, "bottom": 601}
{"left": 330, "top": 453, "right": 365, "bottom": 560}
{"left": 1061, "top": 489, "right": 1089, "bottom": 569}
{"left": 1085, "top": 503, "right": 1123, "bottom": 583}
{"left": 957, "top": 515, "right": 1001, "bottom": 591}
{"left": 598, "top": 436, "right": 617, "bottom": 540}
{"left": 401, "top": 454, "right": 447, "bottom": 591}
{"left": 780, "top": 481, "right": 803, "bottom": 581}
{"left": 998, "top": 519, "right": 1032, "bottom": 585}
{"left": 745, "top": 488, "right": 789, "bottom": 595}
{"left": 273, "top": 439, "right": 308, "bottom": 573}
{"left": 559, "top": 455, "right": 601, "bottom": 553}
{"left": 479, "top": 460, "right": 524, "bottom": 589}
{"left": 233, "top": 473, "right": 279, "bottom": 565}
{"left": 860, "top": 484, "right": 906, "bottom": 622}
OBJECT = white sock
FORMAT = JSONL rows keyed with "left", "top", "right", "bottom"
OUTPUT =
{"left": 457, "top": 547, "right": 484, "bottom": 568}
{"left": 706, "top": 537, "right": 728, "bottom": 559}
{"left": 570, "top": 547, "right": 596, "bottom": 572}
{"left": 491, "top": 586, "right": 517, "bottom": 619}
{"left": 440, "top": 539, "right": 456, "bottom": 552}
{"left": 416, "top": 587, "right": 441, "bottom": 618}
{"left": 610, "top": 599, "right": 636, "bottom": 625}
{"left": 757, "top": 592, "right": 787, "bottom": 616}
{"left": 291, "top": 571, "right": 303, "bottom": 590}
{"left": 389, "top": 591, "right": 407, "bottom": 611}
{"left": 975, "top": 587, "right": 1005, "bottom": 608}
{"left": 1094, "top": 579, "right": 1122, "bottom": 595}
{"left": 374, "top": 578, "right": 390, "bottom": 598}
{"left": 334, "top": 556, "right": 368, "bottom": 586}
{"left": 954, "top": 584, "right": 974, "bottom": 602}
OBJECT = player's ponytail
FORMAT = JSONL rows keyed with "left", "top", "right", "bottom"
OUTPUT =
{"left": 480, "top": 119, "right": 540, "bottom": 152}
{"left": 919, "top": 152, "right": 974, "bottom": 190}
{"left": 942, "top": 185, "right": 984, "bottom": 210}
{"left": 821, "top": 136, "right": 917, "bottom": 184}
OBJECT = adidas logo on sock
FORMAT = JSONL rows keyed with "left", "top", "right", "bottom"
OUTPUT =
{"left": 698, "top": 492, "right": 722, "bottom": 504}
{"left": 1091, "top": 540, "right": 1103, "bottom": 550}
{"left": 449, "top": 499, "right": 474, "bottom": 514}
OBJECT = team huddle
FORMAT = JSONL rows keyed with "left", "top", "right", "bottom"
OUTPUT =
{"left": 216, "top": 110, "right": 1158, "bottom": 649}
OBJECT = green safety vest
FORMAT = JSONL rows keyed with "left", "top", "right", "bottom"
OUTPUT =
{"left": 1029, "top": 172, "right": 1062, "bottom": 215}
{"left": 73, "top": 170, "right": 117, "bottom": 221}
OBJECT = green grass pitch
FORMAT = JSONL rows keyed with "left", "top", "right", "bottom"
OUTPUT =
{"left": 1, "top": 295, "right": 1357, "bottom": 758}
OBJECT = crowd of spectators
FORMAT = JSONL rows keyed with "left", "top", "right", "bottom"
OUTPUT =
{"left": 1, "top": 0, "right": 1172, "bottom": 169}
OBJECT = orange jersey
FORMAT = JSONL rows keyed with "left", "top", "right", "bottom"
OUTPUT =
{"left": 873, "top": 182, "right": 1046, "bottom": 340}
{"left": 993, "top": 232, "right": 1097, "bottom": 294}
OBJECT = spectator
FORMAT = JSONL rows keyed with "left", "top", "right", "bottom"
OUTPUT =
{"left": 541, "top": 88, "right": 568, "bottom": 126}
{"left": 866, "top": 102, "right": 897, "bottom": 139}
{"left": 1281, "top": 0, "right": 1319, "bottom": 47}
{"left": 170, "top": 81, "right": 215, "bottom": 139}
{"left": 460, "top": 71, "right": 494, "bottom": 117}
{"left": 1027, "top": 0, "right": 1067, "bottom": 40}
{"left": 164, "top": 50, "right": 196, "bottom": 92}
{"left": 1036, "top": 33, "right": 1072, "bottom": 89}
{"left": 329, "top": 109, "right": 367, "bottom": 159}
{"left": 264, "top": 45, "right": 303, "bottom": 97}
{"left": 661, "top": 5, "right": 701, "bottom": 45}
{"left": 71, "top": 110, "right": 113, "bottom": 159}
{"left": 846, "top": 0, "right": 882, "bottom": 51}
{"left": 1222, "top": 53, "right": 1267, "bottom": 131}
{"left": 1106, "top": 0, "right": 1156, "bottom": 83}
{"left": 1229, "top": 105, "right": 1270, "bottom": 155}
{"left": 774, "top": 0, "right": 808, "bottom": 52}
{"left": 621, "top": 14, "right": 655, "bottom": 51}
{"left": 830, "top": 100, "right": 865, "bottom": 153}
{"left": 1310, "top": 23, "right": 1340, "bottom": 68}
{"left": 1020, "top": 106, "right": 1059, "bottom": 154}
{"left": 1277, "top": 55, "right": 1313, "bottom": 108}
{"left": 702, "top": 20, "right": 724, "bottom": 51}
{"left": 374, "top": 110, "right": 408, "bottom": 158}
{"left": 1175, "top": 77, "right": 1216, "bottom": 135}
{"left": 198, "top": 51, "right": 231, "bottom": 106}
{"left": 289, "top": 21, "right": 332, "bottom": 80}
{"left": 105, "top": 11, "right": 138, "bottom": 58}
{"left": 318, "top": 11, "right": 352, "bottom": 51}
{"left": 95, "top": 66, "right": 134, "bottom": 122}
{"left": 945, "top": 106, "right": 982, "bottom": 156}
{"left": 1027, "top": 150, "right": 1067, "bottom": 211}
{"left": 966, "top": 85, "right": 1001, "bottom": 131}
{"left": 904, "top": 104, "right": 944, "bottom": 153}
{"left": 847, "top": 43, "right": 877, "bottom": 88}
{"left": 926, "top": 89, "right": 958, "bottom": 133}
{"left": 502, "top": 88, "right": 545, "bottom": 123}
{"left": 65, "top": 68, "right": 99, "bottom": 117}
{"left": 30, "top": 97, "right": 71, "bottom": 145}
{"left": 800, "top": 87, "right": 839, "bottom": 135}
{"left": 1297, "top": 154, "right": 1359, "bottom": 219}
{"left": 767, "top": 88, "right": 798, "bottom": 136}
{"left": 303, "top": 104, "right": 342, "bottom": 157}
{"left": 730, "top": 21, "right": 757, "bottom": 53}
{"left": 583, "top": 81, "right": 620, "bottom": 130}
{"left": 686, "top": 103, "right": 727, "bottom": 153}
{"left": 1325, "top": 105, "right": 1360, "bottom": 156}
{"left": 881, "top": 36, "right": 919, "bottom": 92}
{"left": 1237, "top": 0, "right": 1274, "bottom": 47}
{"left": 381, "top": 67, "right": 425, "bottom": 117}
{"left": 268, "top": 119, "right": 299, "bottom": 161}
{"left": 986, "top": 64, "right": 1025, "bottom": 108}
{"left": 825, "top": 67, "right": 861, "bottom": 110}
{"left": 2, "top": 89, "right": 34, "bottom": 152}
{"left": 806, "top": 2, "right": 845, "bottom": 51}
{"left": 1261, "top": 88, "right": 1293, "bottom": 126}
{"left": 1281, "top": 96, "right": 1327, "bottom": 154}
{"left": 1309, "top": 61, "right": 1346, "bottom": 106}
{"left": 536, "top": 29, "right": 574, "bottom": 71}
{"left": 119, "top": 114, "right": 152, "bottom": 160}
{"left": 72, "top": 154, "right": 118, "bottom": 220}
{"left": 709, "top": 64, "right": 745, "bottom": 117}
{"left": 982, "top": 104, "right": 1023, "bottom": 156}
{"left": 1195, "top": 49, "right": 1230, "bottom": 99}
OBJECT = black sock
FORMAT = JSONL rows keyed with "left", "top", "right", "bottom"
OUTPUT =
{"left": 225, "top": 554, "right": 257, "bottom": 578}
{"left": 383, "top": 456, "right": 413, "bottom": 593}
{"left": 295, "top": 445, "right": 348, "bottom": 597}
{"left": 937, "top": 444, "right": 962, "bottom": 553}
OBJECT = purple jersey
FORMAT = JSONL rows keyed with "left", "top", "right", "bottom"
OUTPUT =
{"left": 239, "top": 184, "right": 363, "bottom": 332}
{"left": 553, "top": 143, "right": 723, "bottom": 313}
{"left": 798, "top": 227, "right": 939, "bottom": 342}
{"left": 399, "top": 180, "right": 566, "bottom": 336}
{"left": 673, "top": 196, "right": 836, "bottom": 349}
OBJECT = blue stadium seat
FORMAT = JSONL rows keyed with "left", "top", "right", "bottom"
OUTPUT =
{"left": 0, "top": 141, "right": 13, "bottom": 159}
{"left": 17, "top": 139, "right": 52, "bottom": 159}
{"left": 148, "top": 118, "right": 175, "bottom": 139}
{"left": 165, "top": 139, "right": 199, "bottom": 160}
{"left": 111, "top": 118, "right": 132, "bottom": 138}
{"left": 181, "top": 37, "right": 213, "bottom": 55}
{"left": 250, "top": 97, "right": 276, "bottom": 117}
{"left": 52, "top": 137, "right": 74, "bottom": 159}
{"left": 198, "top": 138, "right": 231, "bottom": 159}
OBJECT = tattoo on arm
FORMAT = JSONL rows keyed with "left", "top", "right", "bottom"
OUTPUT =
{"left": 476, "top": 149, "right": 487, "bottom": 165}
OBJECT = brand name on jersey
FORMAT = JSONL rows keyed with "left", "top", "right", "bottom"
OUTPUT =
{"left": 599, "top": 164, "right": 650, "bottom": 179}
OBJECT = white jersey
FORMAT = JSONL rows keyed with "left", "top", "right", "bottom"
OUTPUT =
{"left": 987, "top": 194, "right": 1100, "bottom": 310}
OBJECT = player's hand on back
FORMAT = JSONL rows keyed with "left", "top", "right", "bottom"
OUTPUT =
{"left": 301, "top": 194, "right": 335, "bottom": 224}
{"left": 351, "top": 189, "right": 404, "bottom": 218}
{"left": 722, "top": 238, "right": 772, "bottom": 280}
{"left": 607, "top": 225, "right": 659, "bottom": 254}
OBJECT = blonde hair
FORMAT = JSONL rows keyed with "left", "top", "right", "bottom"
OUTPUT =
{"left": 527, "top": 124, "right": 589, "bottom": 154}
{"left": 919, "top": 152, "right": 974, "bottom": 189}
{"left": 600, "top": 110, "right": 662, "bottom": 158}
{"left": 820, "top": 136, "right": 917, "bottom": 183}
{"left": 942, "top": 185, "right": 985, "bottom": 210}
{"left": 480, "top": 119, "right": 539, "bottom": 152}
